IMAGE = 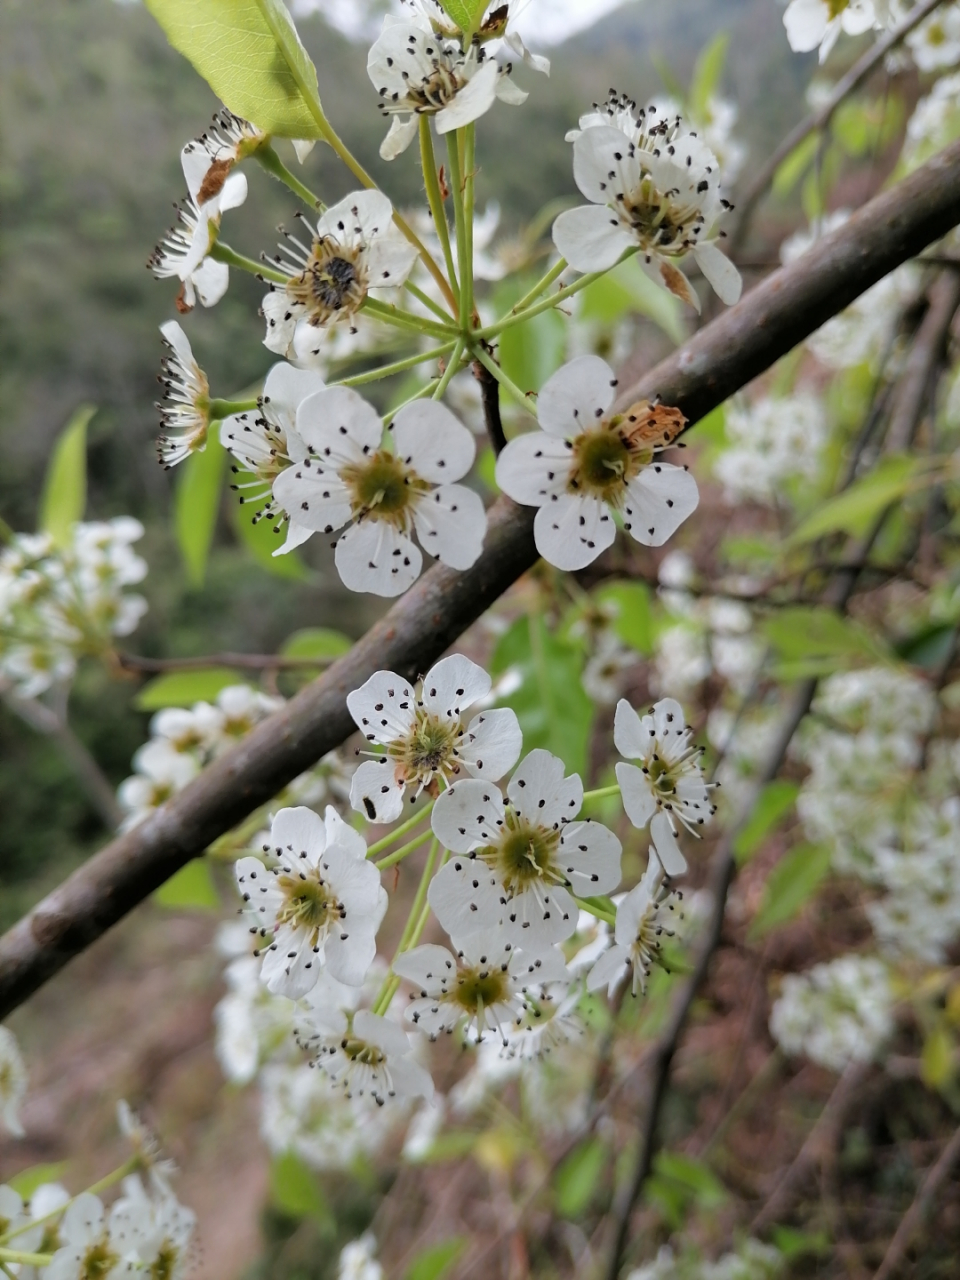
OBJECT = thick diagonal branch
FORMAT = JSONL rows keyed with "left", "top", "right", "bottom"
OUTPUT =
{"left": 1, "top": 141, "right": 960, "bottom": 1022}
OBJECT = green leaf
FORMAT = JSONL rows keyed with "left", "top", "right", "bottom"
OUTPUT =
{"left": 789, "top": 455, "right": 922, "bottom": 545}
{"left": 749, "top": 843, "right": 831, "bottom": 939}
{"left": 437, "top": 0, "right": 489, "bottom": 36}
{"left": 270, "top": 1152, "right": 334, "bottom": 1228}
{"left": 832, "top": 95, "right": 904, "bottom": 159}
{"left": 554, "top": 1138, "right": 606, "bottom": 1219}
{"left": 690, "top": 33, "right": 729, "bottom": 121}
{"left": 771, "top": 1226, "right": 831, "bottom": 1260}
{"left": 734, "top": 780, "right": 801, "bottom": 864}
{"left": 280, "top": 627, "right": 352, "bottom": 660}
{"left": 175, "top": 431, "right": 225, "bottom": 588}
{"left": 895, "top": 621, "right": 958, "bottom": 672}
{"left": 922, "top": 1022, "right": 954, "bottom": 1090}
{"left": 229, "top": 487, "right": 308, "bottom": 579}
{"left": 134, "top": 667, "right": 249, "bottom": 710}
{"left": 143, "top": 0, "right": 324, "bottom": 138}
{"left": 651, "top": 1151, "right": 728, "bottom": 1211}
{"left": 579, "top": 258, "right": 685, "bottom": 345}
{"left": 404, "top": 1238, "right": 467, "bottom": 1280}
{"left": 154, "top": 860, "right": 220, "bottom": 912}
{"left": 8, "top": 1162, "right": 71, "bottom": 1199}
{"left": 764, "top": 607, "right": 889, "bottom": 679}
{"left": 491, "top": 615, "right": 593, "bottom": 775}
{"left": 772, "top": 132, "right": 819, "bottom": 198}
{"left": 498, "top": 307, "right": 566, "bottom": 401}
{"left": 40, "top": 405, "right": 95, "bottom": 546}
{"left": 594, "top": 582, "right": 653, "bottom": 655}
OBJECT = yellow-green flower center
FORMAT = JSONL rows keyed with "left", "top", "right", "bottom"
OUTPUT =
{"left": 451, "top": 965, "right": 511, "bottom": 1015}
{"left": 341, "top": 1036, "right": 386, "bottom": 1067}
{"left": 276, "top": 871, "right": 340, "bottom": 943}
{"left": 149, "top": 1243, "right": 181, "bottom": 1280}
{"left": 81, "top": 1241, "right": 119, "bottom": 1280}
{"left": 341, "top": 451, "right": 428, "bottom": 525}
{"left": 480, "top": 810, "right": 562, "bottom": 896}
{"left": 289, "top": 238, "right": 367, "bottom": 326}
{"left": 391, "top": 708, "right": 460, "bottom": 782}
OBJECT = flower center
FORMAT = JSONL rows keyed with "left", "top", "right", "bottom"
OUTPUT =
{"left": 620, "top": 172, "right": 706, "bottom": 256}
{"left": 401, "top": 52, "right": 466, "bottom": 113}
{"left": 289, "top": 239, "right": 367, "bottom": 324}
{"left": 482, "top": 810, "right": 561, "bottom": 896}
{"left": 391, "top": 708, "right": 461, "bottom": 783}
{"left": 81, "top": 1241, "right": 120, "bottom": 1280}
{"left": 341, "top": 1036, "right": 387, "bottom": 1067}
{"left": 276, "top": 871, "right": 341, "bottom": 943}
{"left": 341, "top": 451, "right": 427, "bottom": 525}
{"left": 568, "top": 402, "right": 686, "bottom": 504}
{"left": 149, "top": 1243, "right": 181, "bottom": 1280}
{"left": 451, "top": 965, "right": 511, "bottom": 1015}
{"left": 569, "top": 428, "right": 633, "bottom": 500}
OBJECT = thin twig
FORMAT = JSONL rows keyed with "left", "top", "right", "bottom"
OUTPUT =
{"left": 873, "top": 1123, "right": 960, "bottom": 1280}
{"left": 474, "top": 355, "right": 507, "bottom": 455}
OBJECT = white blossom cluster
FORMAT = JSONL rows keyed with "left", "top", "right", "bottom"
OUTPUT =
{"left": 0, "top": 521, "right": 147, "bottom": 700}
{"left": 770, "top": 953, "right": 895, "bottom": 1072}
{"left": 713, "top": 393, "right": 828, "bottom": 505}
{"left": 782, "top": 0, "right": 901, "bottom": 64}
{"left": 626, "top": 1238, "right": 784, "bottom": 1280}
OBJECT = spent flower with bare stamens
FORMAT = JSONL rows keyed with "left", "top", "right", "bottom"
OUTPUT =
{"left": 181, "top": 110, "right": 267, "bottom": 209}
{"left": 235, "top": 806, "right": 387, "bottom": 998}
{"left": 148, "top": 167, "right": 247, "bottom": 314}
{"left": 429, "top": 749, "right": 622, "bottom": 953}
{"left": 261, "top": 190, "right": 418, "bottom": 358}
{"left": 614, "top": 695, "right": 717, "bottom": 876}
{"left": 553, "top": 92, "right": 740, "bottom": 311}
{"left": 156, "top": 321, "right": 210, "bottom": 467}
{"left": 496, "top": 355, "right": 698, "bottom": 570}
{"left": 587, "top": 851, "right": 684, "bottom": 997}
{"left": 347, "top": 654, "right": 521, "bottom": 824}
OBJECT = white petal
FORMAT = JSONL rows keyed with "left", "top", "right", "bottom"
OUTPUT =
{"left": 494, "top": 432, "right": 570, "bottom": 505}
{"left": 553, "top": 204, "right": 635, "bottom": 274}
{"left": 503, "top": 32, "right": 550, "bottom": 74}
{"left": 317, "top": 189, "right": 393, "bottom": 244}
{"left": 459, "top": 707, "right": 523, "bottom": 781}
{"left": 616, "top": 761, "right": 657, "bottom": 831}
{"left": 275, "top": 519, "right": 314, "bottom": 556}
{"left": 192, "top": 257, "right": 230, "bottom": 308}
{"left": 159, "top": 319, "right": 194, "bottom": 368}
{"left": 235, "top": 856, "right": 280, "bottom": 922}
{"left": 180, "top": 143, "right": 210, "bottom": 204}
{"left": 292, "top": 138, "right": 315, "bottom": 163}
{"left": 784, "top": 0, "right": 829, "bottom": 51}
{"left": 494, "top": 76, "right": 528, "bottom": 106}
{"left": 507, "top": 749, "right": 582, "bottom": 827}
{"left": 587, "top": 944, "right": 630, "bottom": 994}
{"left": 431, "top": 778, "right": 505, "bottom": 852}
{"left": 651, "top": 811, "right": 688, "bottom": 877}
{"left": 326, "top": 927, "right": 377, "bottom": 988}
{"left": 613, "top": 698, "right": 649, "bottom": 760}
{"left": 350, "top": 759, "right": 406, "bottom": 824}
{"left": 436, "top": 59, "right": 500, "bottom": 133}
{"left": 364, "top": 225, "right": 420, "bottom": 290}
{"left": 392, "top": 401, "right": 475, "bottom": 482}
{"left": 533, "top": 492, "right": 615, "bottom": 570}
{"left": 421, "top": 654, "right": 491, "bottom": 717}
{"left": 262, "top": 928, "right": 323, "bottom": 998}
{"left": 271, "top": 806, "right": 326, "bottom": 863}
{"left": 538, "top": 355, "right": 618, "bottom": 438}
{"left": 559, "top": 820, "right": 623, "bottom": 896}
{"left": 652, "top": 697, "right": 687, "bottom": 743}
{"left": 296, "top": 385, "right": 384, "bottom": 456}
{"left": 61, "top": 1194, "right": 106, "bottom": 1249}
{"left": 347, "top": 668, "right": 417, "bottom": 742}
{"left": 427, "top": 856, "right": 503, "bottom": 938}
{"left": 502, "top": 883, "right": 578, "bottom": 951}
{"left": 615, "top": 874, "right": 654, "bottom": 946}
{"left": 262, "top": 289, "right": 298, "bottom": 356}
{"left": 572, "top": 124, "right": 643, "bottom": 206}
{"left": 639, "top": 252, "right": 701, "bottom": 313}
{"left": 392, "top": 943, "right": 457, "bottom": 994}
{"left": 323, "top": 804, "right": 369, "bottom": 862}
{"left": 262, "top": 363, "right": 326, "bottom": 419}
{"left": 272, "top": 465, "right": 353, "bottom": 535}
{"left": 412, "top": 483, "right": 487, "bottom": 571}
{"left": 219, "top": 170, "right": 248, "bottom": 213}
{"left": 380, "top": 114, "right": 419, "bottom": 161}
{"left": 388, "top": 1054, "right": 435, "bottom": 1101}
{"left": 335, "top": 520, "right": 422, "bottom": 596}
{"left": 694, "top": 241, "right": 742, "bottom": 306}
{"left": 623, "top": 462, "right": 699, "bottom": 548}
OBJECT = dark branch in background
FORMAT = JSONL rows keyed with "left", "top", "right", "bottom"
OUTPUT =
{"left": 873, "top": 1123, "right": 960, "bottom": 1280}
{"left": 601, "top": 270, "right": 960, "bottom": 1280}
{"left": 1, "top": 141, "right": 960, "bottom": 1023}
{"left": 473, "top": 353, "right": 507, "bottom": 454}
{"left": 729, "top": 0, "right": 948, "bottom": 253}
{"left": 116, "top": 651, "right": 335, "bottom": 674}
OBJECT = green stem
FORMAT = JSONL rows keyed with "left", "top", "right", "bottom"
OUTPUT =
{"left": 362, "top": 297, "right": 458, "bottom": 340}
{"left": 0, "top": 1249, "right": 52, "bottom": 1267}
{"left": 373, "top": 839, "right": 442, "bottom": 1016}
{"left": 210, "top": 241, "right": 286, "bottom": 285}
{"left": 507, "top": 258, "right": 568, "bottom": 317}
{"left": 0, "top": 1158, "right": 138, "bottom": 1245}
{"left": 405, "top": 279, "right": 456, "bottom": 324}
{"left": 471, "top": 344, "right": 539, "bottom": 418}
{"left": 573, "top": 895, "right": 616, "bottom": 926}
{"left": 385, "top": 381, "right": 438, "bottom": 422}
{"left": 375, "top": 827, "right": 434, "bottom": 871}
{"left": 462, "top": 124, "right": 476, "bottom": 329}
{"left": 433, "top": 338, "right": 466, "bottom": 401}
{"left": 477, "top": 256, "right": 637, "bottom": 340}
{"left": 446, "top": 132, "right": 470, "bottom": 333}
{"left": 366, "top": 798, "right": 436, "bottom": 859}
{"left": 332, "top": 343, "right": 457, "bottom": 389}
{"left": 582, "top": 783, "right": 622, "bottom": 804}
{"left": 255, "top": 144, "right": 321, "bottom": 210}
{"left": 209, "top": 397, "right": 260, "bottom": 419}
{"left": 419, "top": 117, "right": 460, "bottom": 312}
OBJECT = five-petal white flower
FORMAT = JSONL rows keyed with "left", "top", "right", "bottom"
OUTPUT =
{"left": 235, "top": 806, "right": 387, "bottom": 998}
{"left": 784, "top": 0, "right": 893, "bottom": 63}
{"left": 587, "top": 850, "right": 684, "bottom": 997}
{"left": 347, "top": 654, "right": 522, "bottom": 824}
{"left": 552, "top": 93, "right": 741, "bottom": 312}
{"left": 272, "top": 387, "right": 487, "bottom": 594}
{"left": 296, "top": 1008, "right": 434, "bottom": 1106}
{"left": 44, "top": 1192, "right": 142, "bottom": 1280}
{"left": 614, "top": 696, "right": 716, "bottom": 876}
{"left": 262, "top": 190, "right": 418, "bottom": 358}
{"left": 495, "top": 355, "right": 698, "bottom": 570}
{"left": 428, "top": 748, "right": 623, "bottom": 953}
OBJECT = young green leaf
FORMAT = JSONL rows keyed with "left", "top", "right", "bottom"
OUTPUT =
{"left": 690, "top": 33, "right": 729, "bottom": 121}
{"left": 594, "top": 581, "right": 654, "bottom": 655}
{"left": 749, "top": 842, "right": 831, "bottom": 939}
{"left": 269, "top": 1151, "right": 334, "bottom": 1229}
{"left": 404, "top": 1238, "right": 467, "bottom": 1280}
{"left": 8, "top": 1163, "right": 71, "bottom": 1199}
{"left": 437, "top": 0, "right": 489, "bottom": 38}
{"left": 772, "top": 131, "right": 820, "bottom": 198}
{"left": 175, "top": 432, "right": 225, "bottom": 589}
{"left": 40, "top": 404, "right": 95, "bottom": 547}
{"left": 788, "top": 454, "right": 924, "bottom": 545}
{"left": 154, "top": 859, "right": 220, "bottom": 911}
{"left": 553, "top": 1138, "right": 606, "bottom": 1218}
{"left": 134, "top": 667, "right": 250, "bottom": 710}
{"left": 733, "top": 780, "right": 801, "bottom": 864}
{"left": 229, "top": 486, "right": 309, "bottom": 580}
{"left": 143, "top": 0, "right": 324, "bottom": 139}
{"left": 280, "top": 627, "right": 352, "bottom": 660}
{"left": 764, "top": 607, "right": 890, "bottom": 679}
{"left": 498, "top": 306, "right": 566, "bottom": 401}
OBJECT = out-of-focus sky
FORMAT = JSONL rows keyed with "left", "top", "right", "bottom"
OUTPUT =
{"left": 292, "top": 0, "right": 634, "bottom": 45}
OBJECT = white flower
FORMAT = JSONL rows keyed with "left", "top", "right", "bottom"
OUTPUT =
{"left": 236, "top": 806, "right": 386, "bottom": 997}
{"left": 393, "top": 934, "right": 569, "bottom": 1042}
{"left": 261, "top": 191, "right": 418, "bottom": 357}
{"left": 116, "top": 1101, "right": 178, "bottom": 1199}
{"left": 0, "top": 1027, "right": 27, "bottom": 1137}
{"left": 907, "top": 3, "right": 960, "bottom": 70}
{"left": 118, "top": 740, "right": 200, "bottom": 830}
{"left": 148, "top": 177, "right": 246, "bottom": 314}
{"left": 259, "top": 1060, "right": 396, "bottom": 1167}
{"left": 587, "top": 851, "right": 684, "bottom": 996}
{"left": 272, "top": 387, "right": 487, "bottom": 594}
{"left": 614, "top": 696, "right": 715, "bottom": 876}
{"left": 495, "top": 355, "right": 698, "bottom": 570}
{"left": 582, "top": 632, "right": 635, "bottom": 705}
{"left": 110, "top": 1177, "right": 195, "bottom": 1280}
{"left": 44, "top": 1193, "right": 142, "bottom": 1280}
{"left": 783, "top": 0, "right": 894, "bottom": 62}
{"left": 714, "top": 393, "right": 828, "bottom": 504}
{"left": 903, "top": 74, "right": 960, "bottom": 171}
{"left": 367, "top": 14, "right": 537, "bottom": 162}
{"left": 0, "top": 1184, "right": 31, "bottom": 1252}
{"left": 180, "top": 110, "right": 266, "bottom": 209}
{"left": 553, "top": 94, "right": 740, "bottom": 311}
{"left": 429, "top": 748, "right": 622, "bottom": 952}
{"left": 338, "top": 1233, "right": 383, "bottom": 1280}
{"left": 193, "top": 684, "right": 284, "bottom": 751}
{"left": 221, "top": 362, "right": 327, "bottom": 552}
{"left": 347, "top": 653, "right": 522, "bottom": 824}
{"left": 156, "top": 321, "right": 211, "bottom": 467}
{"left": 769, "top": 954, "right": 894, "bottom": 1072}
{"left": 296, "top": 1008, "right": 434, "bottom": 1105}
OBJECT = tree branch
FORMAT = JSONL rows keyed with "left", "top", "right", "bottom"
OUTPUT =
{"left": 473, "top": 354, "right": 507, "bottom": 455}
{"left": 873, "top": 1123, "right": 960, "bottom": 1280}
{"left": 1, "top": 141, "right": 960, "bottom": 1021}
